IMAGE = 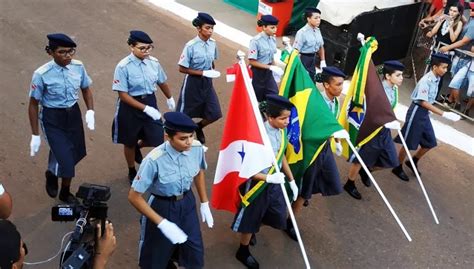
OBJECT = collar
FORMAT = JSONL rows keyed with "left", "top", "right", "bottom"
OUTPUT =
{"left": 321, "top": 89, "right": 335, "bottom": 104}
{"left": 52, "top": 60, "right": 69, "bottom": 71}
{"left": 194, "top": 35, "right": 210, "bottom": 46}
{"left": 260, "top": 31, "right": 275, "bottom": 41}
{"left": 304, "top": 23, "right": 317, "bottom": 31}
{"left": 129, "top": 53, "right": 146, "bottom": 66}
{"left": 164, "top": 141, "right": 189, "bottom": 161}
{"left": 428, "top": 71, "right": 440, "bottom": 83}
{"left": 264, "top": 120, "right": 279, "bottom": 133}
{"left": 382, "top": 80, "right": 395, "bottom": 91}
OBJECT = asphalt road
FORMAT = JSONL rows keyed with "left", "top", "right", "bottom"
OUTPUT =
{"left": 0, "top": 0, "right": 473, "bottom": 268}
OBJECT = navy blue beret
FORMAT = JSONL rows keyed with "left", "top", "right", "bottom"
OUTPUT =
{"left": 129, "top": 30, "right": 153, "bottom": 44}
{"left": 322, "top": 66, "right": 346, "bottom": 78}
{"left": 197, "top": 12, "right": 216, "bottom": 25}
{"left": 305, "top": 7, "right": 321, "bottom": 14}
{"left": 431, "top": 53, "right": 451, "bottom": 64}
{"left": 261, "top": 15, "right": 279, "bottom": 25}
{"left": 164, "top": 112, "right": 198, "bottom": 133}
{"left": 266, "top": 94, "right": 293, "bottom": 109}
{"left": 384, "top": 60, "right": 405, "bottom": 71}
{"left": 47, "top": 33, "right": 76, "bottom": 47}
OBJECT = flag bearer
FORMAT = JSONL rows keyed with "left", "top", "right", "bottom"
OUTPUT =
{"left": 128, "top": 112, "right": 213, "bottom": 269}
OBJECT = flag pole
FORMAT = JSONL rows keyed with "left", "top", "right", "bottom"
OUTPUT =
{"left": 396, "top": 130, "right": 440, "bottom": 224}
{"left": 237, "top": 51, "right": 311, "bottom": 269}
{"left": 344, "top": 138, "right": 412, "bottom": 242}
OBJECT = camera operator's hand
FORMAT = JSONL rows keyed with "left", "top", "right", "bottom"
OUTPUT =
{"left": 93, "top": 221, "right": 117, "bottom": 269}
{"left": 157, "top": 219, "right": 188, "bottom": 244}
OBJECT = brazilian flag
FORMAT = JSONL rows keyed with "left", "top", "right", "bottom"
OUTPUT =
{"left": 279, "top": 49, "right": 343, "bottom": 185}
{"left": 338, "top": 37, "right": 397, "bottom": 159}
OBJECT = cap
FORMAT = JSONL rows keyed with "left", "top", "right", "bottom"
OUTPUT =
{"left": 47, "top": 33, "right": 76, "bottom": 48}
{"left": 196, "top": 12, "right": 216, "bottom": 25}
{"left": 431, "top": 53, "right": 451, "bottom": 64}
{"left": 384, "top": 60, "right": 405, "bottom": 71}
{"left": 129, "top": 30, "right": 153, "bottom": 44}
{"left": 0, "top": 220, "right": 21, "bottom": 268}
{"left": 304, "top": 7, "right": 321, "bottom": 14}
{"left": 266, "top": 94, "right": 293, "bottom": 110}
{"left": 322, "top": 66, "right": 346, "bottom": 78}
{"left": 260, "top": 14, "right": 279, "bottom": 25}
{"left": 164, "top": 112, "right": 198, "bottom": 133}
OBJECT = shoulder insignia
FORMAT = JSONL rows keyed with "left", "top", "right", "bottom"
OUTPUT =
{"left": 186, "top": 38, "right": 198, "bottom": 47}
{"left": 192, "top": 140, "right": 202, "bottom": 147}
{"left": 209, "top": 37, "right": 216, "bottom": 42}
{"left": 70, "top": 59, "right": 83, "bottom": 65}
{"left": 148, "top": 148, "right": 166, "bottom": 160}
{"left": 117, "top": 57, "right": 131, "bottom": 68}
{"left": 35, "top": 62, "right": 53, "bottom": 75}
{"left": 148, "top": 56, "right": 159, "bottom": 62}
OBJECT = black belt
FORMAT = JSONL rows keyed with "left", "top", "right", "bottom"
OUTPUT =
{"left": 300, "top": 52, "right": 316, "bottom": 56}
{"left": 152, "top": 190, "right": 189, "bottom": 201}
{"left": 132, "top": 93, "right": 154, "bottom": 99}
{"left": 43, "top": 103, "right": 78, "bottom": 111}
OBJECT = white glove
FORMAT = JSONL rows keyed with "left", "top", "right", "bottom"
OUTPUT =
{"left": 166, "top": 97, "right": 176, "bottom": 111}
{"left": 320, "top": 60, "right": 327, "bottom": 69}
{"left": 266, "top": 172, "right": 285, "bottom": 184}
{"left": 30, "top": 135, "right": 41, "bottom": 157}
{"left": 269, "top": 65, "right": 284, "bottom": 76}
{"left": 442, "top": 111, "right": 461, "bottom": 121}
{"left": 202, "top": 70, "right": 221, "bottom": 78}
{"left": 143, "top": 105, "right": 161, "bottom": 120}
{"left": 384, "top": 120, "right": 401, "bottom": 130}
{"left": 200, "top": 202, "right": 214, "bottom": 228}
{"left": 332, "top": 129, "right": 350, "bottom": 139}
{"left": 157, "top": 219, "right": 188, "bottom": 244}
{"left": 288, "top": 180, "right": 298, "bottom": 201}
{"left": 335, "top": 141, "right": 343, "bottom": 156}
{"left": 85, "top": 110, "right": 95, "bottom": 130}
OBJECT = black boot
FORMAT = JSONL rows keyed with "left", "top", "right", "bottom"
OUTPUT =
{"left": 59, "top": 188, "right": 78, "bottom": 204}
{"left": 285, "top": 218, "right": 298, "bottom": 242}
{"left": 392, "top": 165, "right": 409, "bottom": 181}
{"left": 128, "top": 167, "right": 137, "bottom": 185}
{"left": 343, "top": 180, "right": 362, "bottom": 200}
{"left": 135, "top": 145, "right": 143, "bottom": 164}
{"left": 359, "top": 168, "right": 371, "bottom": 187}
{"left": 249, "top": 233, "right": 257, "bottom": 246}
{"left": 405, "top": 157, "right": 420, "bottom": 176}
{"left": 236, "top": 244, "right": 259, "bottom": 269}
{"left": 195, "top": 124, "right": 206, "bottom": 145}
{"left": 45, "top": 170, "right": 58, "bottom": 198}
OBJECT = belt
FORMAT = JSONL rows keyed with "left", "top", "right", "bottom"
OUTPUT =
{"left": 132, "top": 94, "right": 153, "bottom": 99}
{"left": 43, "top": 103, "right": 78, "bottom": 111}
{"left": 300, "top": 52, "right": 316, "bottom": 56}
{"left": 152, "top": 190, "right": 189, "bottom": 201}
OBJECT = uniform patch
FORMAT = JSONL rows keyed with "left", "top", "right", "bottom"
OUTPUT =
{"left": 113, "top": 79, "right": 120, "bottom": 84}
{"left": 250, "top": 49, "right": 256, "bottom": 54}
{"left": 31, "top": 84, "right": 37, "bottom": 90}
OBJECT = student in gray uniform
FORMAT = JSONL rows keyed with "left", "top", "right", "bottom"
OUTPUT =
{"left": 344, "top": 61, "right": 405, "bottom": 200}
{"left": 393, "top": 54, "right": 461, "bottom": 180}
{"left": 112, "top": 30, "right": 175, "bottom": 183}
{"left": 28, "top": 33, "right": 95, "bottom": 204}
{"left": 293, "top": 7, "right": 326, "bottom": 82}
{"left": 128, "top": 112, "right": 213, "bottom": 269}
{"left": 249, "top": 15, "right": 284, "bottom": 102}
{"left": 177, "top": 12, "right": 222, "bottom": 145}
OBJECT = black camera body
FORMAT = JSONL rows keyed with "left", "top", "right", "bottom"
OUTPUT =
{"left": 51, "top": 183, "right": 111, "bottom": 269}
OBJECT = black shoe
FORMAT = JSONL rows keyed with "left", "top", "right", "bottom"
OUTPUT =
{"left": 249, "top": 233, "right": 257, "bottom": 246}
{"left": 236, "top": 248, "right": 259, "bottom": 269}
{"left": 359, "top": 169, "right": 371, "bottom": 187}
{"left": 59, "top": 191, "right": 79, "bottom": 204}
{"left": 343, "top": 181, "right": 362, "bottom": 200}
{"left": 404, "top": 160, "right": 420, "bottom": 176}
{"left": 195, "top": 127, "right": 206, "bottom": 144}
{"left": 128, "top": 167, "right": 137, "bottom": 185}
{"left": 303, "top": 200, "right": 309, "bottom": 207}
{"left": 135, "top": 145, "right": 143, "bottom": 164}
{"left": 285, "top": 218, "right": 298, "bottom": 242}
{"left": 45, "top": 170, "right": 58, "bottom": 198}
{"left": 392, "top": 166, "right": 409, "bottom": 181}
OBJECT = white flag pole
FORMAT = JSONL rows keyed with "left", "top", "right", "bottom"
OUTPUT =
{"left": 237, "top": 50, "right": 311, "bottom": 269}
{"left": 345, "top": 138, "right": 412, "bottom": 242}
{"left": 396, "top": 130, "right": 440, "bottom": 224}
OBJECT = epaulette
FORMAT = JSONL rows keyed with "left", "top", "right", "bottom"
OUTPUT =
{"left": 117, "top": 57, "right": 132, "bottom": 68}
{"left": 70, "top": 59, "right": 83, "bottom": 65}
{"left": 148, "top": 147, "right": 166, "bottom": 160}
{"left": 209, "top": 37, "right": 216, "bottom": 42}
{"left": 253, "top": 33, "right": 263, "bottom": 41}
{"left": 35, "top": 62, "right": 53, "bottom": 75}
{"left": 148, "top": 56, "right": 159, "bottom": 62}
{"left": 186, "top": 38, "right": 198, "bottom": 47}
{"left": 192, "top": 140, "right": 202, "bottom": 147}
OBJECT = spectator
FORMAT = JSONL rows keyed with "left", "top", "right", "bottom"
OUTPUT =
{"left": 426, "top": 3, "right": 464, "bottom": 45}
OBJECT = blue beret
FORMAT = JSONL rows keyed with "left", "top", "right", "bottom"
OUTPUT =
{"left": 384, "top": 60, "right": 405, "bottom": 71}
{"left": 164, "top": 112, "right": 198, "bottom": 133}
{"left": 431, "top": 53, "right": 451, "bottom": 64}
{"left": 129, "top": 30, "right": 153, "bottom": 44}
{"left": 322, "top": 66, "right": 346, "bottom": 78}
{"left": 266, "top": 94, "right": 293, "bottom": 109}
{"left": 305, "top": 7, "right": 321, "bottom": 14}
{"left": 197, "top": 12, "right": 216, "bottom": 25}
{"left": 47, "top": 33, "right": 76, "bottom": 47}
{"left": 261, "top": 15, "right": 279, "bottom": 25}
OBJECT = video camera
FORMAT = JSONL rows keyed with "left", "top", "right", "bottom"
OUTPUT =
{"left": 51, "top": 183, "right": 111, "bottom": 269}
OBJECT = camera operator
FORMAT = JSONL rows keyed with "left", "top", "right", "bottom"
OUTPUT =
{"left": 0, "top": 219, "right": 116, "bottom": 269}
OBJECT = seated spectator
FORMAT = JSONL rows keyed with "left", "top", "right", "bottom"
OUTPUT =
{"left": 426, "top": 3, "right": 464, "bottom": 45}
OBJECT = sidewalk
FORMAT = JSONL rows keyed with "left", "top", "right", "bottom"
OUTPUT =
{"left": 170, "top": 0, "right": 473, "bottom": 154}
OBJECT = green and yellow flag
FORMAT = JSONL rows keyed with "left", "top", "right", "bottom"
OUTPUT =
{"left": 338, "top": 37, "right": 397, "bottom": 159}
{"left": 279, "top": 49, "right": 343, "bottom": 185}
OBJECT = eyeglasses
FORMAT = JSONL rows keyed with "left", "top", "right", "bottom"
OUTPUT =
{"left": 55, "top": 48, "right": 76, "bottom": 56}
{"left": 135, "top": 45, "right": 154, "bottom": 52}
